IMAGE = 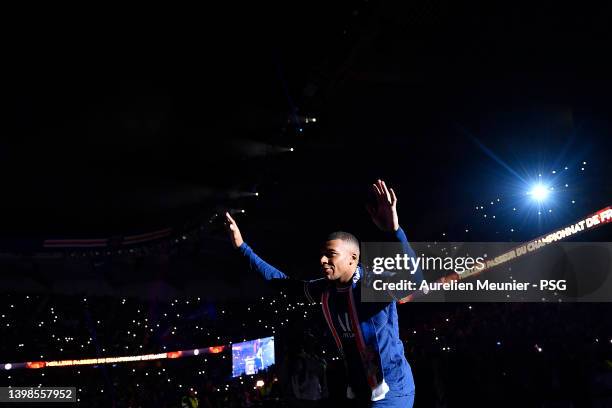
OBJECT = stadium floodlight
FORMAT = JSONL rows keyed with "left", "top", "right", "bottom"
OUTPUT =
{"left": 528, "top": 184, "right": 550, "bottom": 202}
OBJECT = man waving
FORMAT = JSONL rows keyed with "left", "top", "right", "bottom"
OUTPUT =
{"left": 225, "top": 180, "right": 420, "bottom": 407}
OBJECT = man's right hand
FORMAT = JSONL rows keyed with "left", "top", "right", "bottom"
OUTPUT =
{"left": 224, "top": 212, "right": 244, "bottom": 249}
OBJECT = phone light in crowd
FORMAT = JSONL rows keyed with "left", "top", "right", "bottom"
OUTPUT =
{"left": 528, "top": 184, "right": 550, "bottom": 202}
{"left": 193, "top": 349, "right": 199, "bottom": 356}
{"left": 4, "top": 363, "right": 11, "bottom": 370}
{"left": 256, "top": 380, "right": 265, "bottom": 388}
{"left": 290, "top": 147, "right": 294, "bottom": 152}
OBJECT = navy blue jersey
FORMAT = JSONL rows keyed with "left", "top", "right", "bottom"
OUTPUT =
{"left": 237, "top": 227, "right": 421, "bottom": 404}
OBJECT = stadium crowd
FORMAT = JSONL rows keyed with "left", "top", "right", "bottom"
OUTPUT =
{"left": 0, "top": 293, "right": 611, "bottom": 407}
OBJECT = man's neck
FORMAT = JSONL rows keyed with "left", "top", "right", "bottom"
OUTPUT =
{"left": 335, "top": 273, "right": 354, "bottom": 288}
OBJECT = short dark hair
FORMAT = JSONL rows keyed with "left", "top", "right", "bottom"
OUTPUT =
{"left": 326, "top": 231, "right": 360, "bottom": 254}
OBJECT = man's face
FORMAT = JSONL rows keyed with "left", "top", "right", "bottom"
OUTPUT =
{"left": 320, "top": 239, "right": 358, "bottom": 282}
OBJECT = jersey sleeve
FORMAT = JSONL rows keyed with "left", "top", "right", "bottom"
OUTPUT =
{"left": 362, "top": 227, "right": 423, "bottom": 303}
{"left": 237, "top": 242, "right": 326, "bottom": 303}
{"left": 238, "top": 242, "right": 289, "bottom": 280}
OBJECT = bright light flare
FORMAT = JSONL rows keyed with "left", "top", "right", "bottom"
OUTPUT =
{"left": 528, "top": 184, "right": 550, "bottom": 202}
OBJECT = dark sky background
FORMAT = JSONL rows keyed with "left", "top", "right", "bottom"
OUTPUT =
{"left": 2, "top": 1, "right": 611, "bottom": 294}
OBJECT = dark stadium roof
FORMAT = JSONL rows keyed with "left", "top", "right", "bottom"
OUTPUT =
{"left": 2, "top": 2, "right": 611, "bottom": 297}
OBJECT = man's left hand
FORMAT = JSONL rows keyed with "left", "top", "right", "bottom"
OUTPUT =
{"left": 367, "top": 179, "right": 400, "bottom": 232}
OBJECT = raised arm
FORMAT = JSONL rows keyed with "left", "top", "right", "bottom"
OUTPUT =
{"left": 224, "top": 212, "right": 289, "bottom": 280}
{"left": 366, "top": 180, "right": 423, "bottom": 298}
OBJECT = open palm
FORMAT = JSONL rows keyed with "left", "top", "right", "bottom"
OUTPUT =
{"left": 366, "top": 179, "right": 399, "bottom": 232}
